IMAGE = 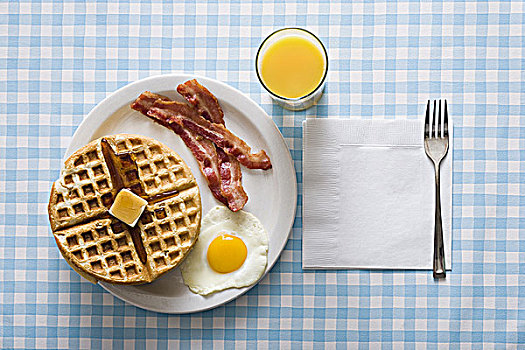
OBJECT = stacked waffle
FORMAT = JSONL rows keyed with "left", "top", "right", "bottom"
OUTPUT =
{"left": 48, "top": 134, "right": 201, "bottom": 284}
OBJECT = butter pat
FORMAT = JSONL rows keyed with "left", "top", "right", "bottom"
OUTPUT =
{"left": 109, "top": 189, "right": 148, "bottom": 227}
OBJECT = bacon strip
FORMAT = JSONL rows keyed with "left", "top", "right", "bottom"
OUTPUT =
{"left": 177, "top": 80, "right": 247, "bottom": 211}
{"left": 168, "top": 124, "right": 228, "bottom": 207}
{"left": 216, "top": 148, "right": 247, "bottom": 211}
{"left": 177, "top": 79, "right": 225, "bottom": 125}
{"left": 147, "top": 100, "right": 272, "bottom": 170}
{"left": 130, "top": 91, "right": 169, "bottom": 115}
{"left": 131, "top": 92, "right": 229, "bottom": 207}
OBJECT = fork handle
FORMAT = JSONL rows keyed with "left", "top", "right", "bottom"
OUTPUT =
{"left": 433, "top": 164, "right": 446, "bottom": 279}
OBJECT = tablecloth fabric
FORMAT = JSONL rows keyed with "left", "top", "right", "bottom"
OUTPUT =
{"left": 1, "top": 0, "right": 524, "bottom": 348}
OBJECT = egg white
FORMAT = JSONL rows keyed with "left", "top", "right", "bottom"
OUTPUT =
{"left": 180, "top": 206, "right": 269, "bottom": 296}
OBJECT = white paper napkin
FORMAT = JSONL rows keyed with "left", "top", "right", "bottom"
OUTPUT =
{"left": 302, "top": 119, "right": 452, "bottom": 270}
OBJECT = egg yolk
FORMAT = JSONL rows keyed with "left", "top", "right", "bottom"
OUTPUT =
{"left": 207, "top": 233, "right": 247, "bottom": 274}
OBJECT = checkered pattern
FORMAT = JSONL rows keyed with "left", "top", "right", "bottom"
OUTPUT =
{"left": 1, "top": 0, "right": 524, "bottom": 348}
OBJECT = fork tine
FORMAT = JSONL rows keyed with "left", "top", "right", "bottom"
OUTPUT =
{"left": 444, "top": 100, "right": 449, "bottom": 137}
{"left": 438, "top": 100, "right": 442, "bottom": 138}
{"left": 432, "top": 100, "right": 436, "bottom": 138}
{"left": 425, "top": 100, "right": 430, "bottom": 137}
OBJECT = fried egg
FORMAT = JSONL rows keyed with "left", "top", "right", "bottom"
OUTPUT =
{"left": 180, "top": 206, "right": 269, "bottom": 295}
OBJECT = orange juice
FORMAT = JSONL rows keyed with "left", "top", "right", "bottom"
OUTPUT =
{"left": 259, "top": 36, "right": 326, "bottom": 99}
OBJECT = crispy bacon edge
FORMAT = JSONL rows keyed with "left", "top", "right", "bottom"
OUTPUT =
{"left": 216, "top": 148, "right": 247, "bottom": 211}
{"left": 147, "top": 100, "right": 272, "bottom": 170}
{"left": 177, "top": 79, "right": 225, "bottom": 125}
{"left": 131, "top": 92, "right": 229, "bottom": 207}
{"left": 177, "top": 80, "right": 248, "bottom": 211}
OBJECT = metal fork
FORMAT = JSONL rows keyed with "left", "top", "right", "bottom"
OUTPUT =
{"left": 424, "top": 100, "right": 449, "bottom": 279}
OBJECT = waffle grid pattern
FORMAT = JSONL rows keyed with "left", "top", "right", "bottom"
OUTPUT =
{"left": 55, "top": 219, "right": 145, "bottom": 283}
{"left": 140, "top": 191, "right": 201, "bottom": 272}
{"left": 115, "top": 137, "right": 192, "bottom": 197}
{"left": 1, "top": 0, "right": 525, "bottom": 348}
{"left": 51, "top": 150, "right": 111, "bottom": 230}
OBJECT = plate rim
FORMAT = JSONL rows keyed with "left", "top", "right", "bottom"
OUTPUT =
{"left": 65, "top": 73, "right": 297, "bottom": 314}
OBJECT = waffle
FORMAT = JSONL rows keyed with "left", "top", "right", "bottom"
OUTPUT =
{"left": 48, "top": 134, "right": 201, "bottom": 284}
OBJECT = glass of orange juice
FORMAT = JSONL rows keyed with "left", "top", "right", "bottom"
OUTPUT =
{"left": 256, "top": 28, "right": 328, "bottom": 111}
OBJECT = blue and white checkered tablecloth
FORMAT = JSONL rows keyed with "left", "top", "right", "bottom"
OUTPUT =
{"left": 1, "top": 0, "right": 524, "bottom": 348}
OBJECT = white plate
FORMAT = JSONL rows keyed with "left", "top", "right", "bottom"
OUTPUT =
{"left": 65, "top": 74, "right": 297, "bottom": 313}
